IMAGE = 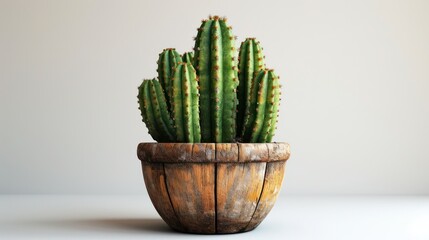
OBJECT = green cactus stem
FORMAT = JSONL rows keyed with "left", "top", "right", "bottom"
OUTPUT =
{"left": 157, "top": 48, "right": 182, "bottom": 111}
{"left": 236, "top": 38, "right": 265, "bottom": 138}
{"left": 241, "top": 69, "right": 280, "bottom": 143}
{"left": 171, "top": 62, "right": 201, "bottom": 142}
{"left": 182, "top": 52, "right": 194, "bottom": 63}
{"left": 193, "top": 16, "right": 239, "bottom": 143}
{"left": 138, "top": 78, "right": 176, "bottom": 142}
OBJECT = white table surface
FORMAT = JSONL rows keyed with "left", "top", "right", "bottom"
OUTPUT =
{"left": 1, "top": 195, "right": 428, "bottom": 240}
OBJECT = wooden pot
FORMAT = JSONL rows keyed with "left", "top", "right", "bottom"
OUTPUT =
{"left": 137, "top": 142, "right": 290, "bottom": 234}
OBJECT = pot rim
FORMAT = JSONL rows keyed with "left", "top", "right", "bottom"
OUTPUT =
{"left": 137, "top": 142, "right": 290, "bottom": 163}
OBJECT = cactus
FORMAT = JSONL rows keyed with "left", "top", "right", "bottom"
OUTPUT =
{"left": 241, "top": 69, "right": 280, "bottom": 143}
{"left": 171, "top": 62, "right": 201, "bottom": 142}
{"left": 138, "top": 78, "right": 176, "bottom": 142}
{"left": 236, "top": 38, "right": 265, "bottom": 138}
{"left": 193, "top": 16, "right": 239, "bottom": 143}
{"left": 138, "top": 16, "right": 283, "bottom": 143}
{"left": 182, "top": 52, "right": 194, "bottom": 63}
{"left": 157, "top": 48, "right": 182, "bottom": 111}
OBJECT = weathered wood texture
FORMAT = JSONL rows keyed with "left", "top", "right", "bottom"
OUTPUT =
{"left": 164, "top": 163, "right": 216, "bottom": 233}
{"left": 141, "top": 162, "right": 184, "bottom": 232}
{"left": 216, "top": 162, "right": 266, "bottom": 233}
{"left": 139, "top": 143, "right": 290, "bottom": 234}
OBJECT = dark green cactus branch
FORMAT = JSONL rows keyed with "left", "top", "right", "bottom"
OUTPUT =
{"left": 194, "top": 16, "right": 239, "bottom": 143}
{"left": 171, "top": 62, "right": 201, "bottom": 143}
{"left": 157, "top": 48, "right": 182, "bottom": 111}
{"left": 182, "top": 52, "right": 194, "bottom": 63}
{"left": 242, "top": 69, "right": 280, "bottom": 143}
{"left": 236, "top": 38, "right": 265, "bottom": 137}
{"left": 138, "top": 78, "right": 176, "bottom": 142}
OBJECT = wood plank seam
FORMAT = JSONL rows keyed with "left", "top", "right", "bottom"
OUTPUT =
{"left": 242, "top": 144, "right": 270, "bottom": 231}
{"left": 162, "top": 163, "right": 184, "bottom": 232}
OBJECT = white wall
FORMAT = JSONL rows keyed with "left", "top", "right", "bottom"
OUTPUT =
{"left": 1, "top": 0, "right": 428, "bottom": 195}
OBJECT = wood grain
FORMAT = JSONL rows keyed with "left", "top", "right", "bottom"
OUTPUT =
{"left": 216, "top": 162, "right": 266, "bottom": 233}
{"left": 164, "top": 163, "right": 216, "bottom": 233}
{"left": 141, "top": 162, "right": 184, "bottom": 231}
{"left": 138, "top": 143, "right": 290, "bottom": 163}
{"left": 244, "top": 161, "right": 286, "bottom": 231}
{"left": 238, "top": 144, "right": 270, "bottom": 162}
{"left": 216, "top": 143, "right": 239, "bottom": 162}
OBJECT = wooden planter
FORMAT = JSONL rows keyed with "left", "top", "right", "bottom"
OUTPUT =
{"left": 137, "top": 142, "right": 290, "bottom": 234}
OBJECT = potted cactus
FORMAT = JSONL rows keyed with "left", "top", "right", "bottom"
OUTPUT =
{"left": 137, "top": 16, "right": 290, "bottom": 234}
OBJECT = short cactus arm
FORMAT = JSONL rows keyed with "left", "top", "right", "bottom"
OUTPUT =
{"left": 242, "top": 70, "right": 264, "bottom": 141}
{"left": 219, "top": 20, "right": 239, "bottom": 142}
{"left": 182, "top": 52, "right": 194, "bottom": 63}
{"left": 249, "top": 71, "right": 269, "bottom": 143}
{"left": 138, "top": 80, "right": 161, "bottom": 141}
{"left": 266, "top": 73, "right": 280, "bottom": 142}
{"left": 152, "top": 80, "right": 176, "bottom": 138}
{"left": 148, "top": 80, "right": 176, "bottom": 142}
{"left": 157, "top": 48, "right": 182, "bottom": 110}
{"left": 257, "top": 71, "right": 278, "bottom": 143}
{"left": 241, "top": 69, "right": 280, "bottom": 143}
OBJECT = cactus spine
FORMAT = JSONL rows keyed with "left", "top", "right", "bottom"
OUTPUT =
{"left": 236, "top": 38, "right": 265, "bottom": 137}
{"left": 171, "top": 62, "right": 201, "bottom": 143}
{"left": 241, "top": 69, "right": 280, "bottom": 143}
{"left": 138, "top": 79, "right": 176, "bottom": 142}
{"left": 157, "top": 48, "right": 182, "bottom": 111}
{"left": 182, "top": 52, "right": 194, "bottom": 63}
{"left": 193, "top": 16, "right": 239, "bottom": 143}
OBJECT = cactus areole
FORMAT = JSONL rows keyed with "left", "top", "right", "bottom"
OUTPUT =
{"left": 138, "top": 16, "right": 282, "bottom": 143}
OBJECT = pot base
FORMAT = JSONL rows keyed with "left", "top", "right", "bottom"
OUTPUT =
{"left": 138, "top": 143, "right": 290, "bottom": 234}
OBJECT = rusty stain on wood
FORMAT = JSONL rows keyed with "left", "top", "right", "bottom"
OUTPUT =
{"left": 138, "top": 143, "right": 289, "bottom": 234}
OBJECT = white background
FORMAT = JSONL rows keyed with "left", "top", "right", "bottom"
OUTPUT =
{"left": 1, "top": 0, "right": 429, "bottom": 195}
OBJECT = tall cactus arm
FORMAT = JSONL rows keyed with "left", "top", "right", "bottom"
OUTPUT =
{"left": 194, "top": 19, "right": 213, "bottom": 142}
{"left": 172, "top": 63, "right": 201, "bottom": 142}
{"left": 219, "top": 20, "right": 239, "bottom": 142}
{"left": 236, "top": 38, "right": 265, "bottom": 137}
{"left": 194, "top": 16, "right": 238, "bottom": 143}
